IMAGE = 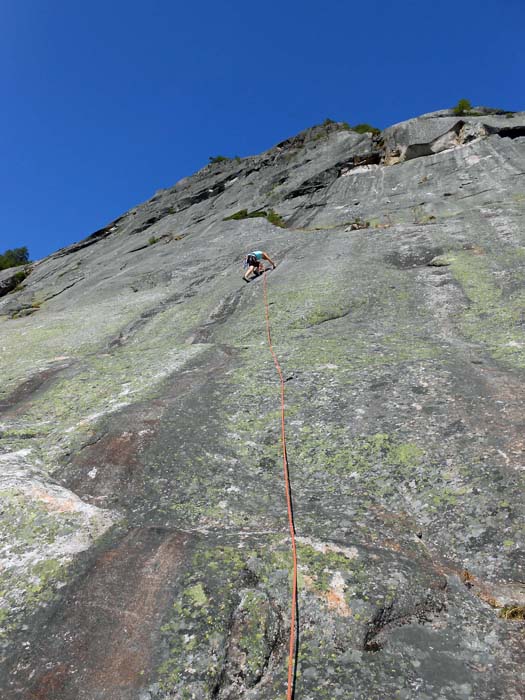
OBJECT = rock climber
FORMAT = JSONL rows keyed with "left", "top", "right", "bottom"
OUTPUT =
{"left": 242, "top": 250, "right": 276, "bottom": 282}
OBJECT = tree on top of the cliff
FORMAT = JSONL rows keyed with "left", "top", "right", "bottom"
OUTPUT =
{"left": 453, "top": 99, "right": 472, "bottom": 115}
{"left": 0, "top": 246, "right": 30, "bottom": 271}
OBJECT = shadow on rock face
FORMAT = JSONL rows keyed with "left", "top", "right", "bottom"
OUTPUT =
{"left": 384, "top": 246, "right": 444, "bottom": 269}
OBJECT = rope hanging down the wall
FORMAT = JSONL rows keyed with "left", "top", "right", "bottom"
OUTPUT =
{"left": 262, "top": 270, "right": 298, "bottom": 700}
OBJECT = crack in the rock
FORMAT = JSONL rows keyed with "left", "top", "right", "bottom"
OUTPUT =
{"left": 51, "top": 218, "right": 124, "bottom": 258}
{"left": 363, "top": 593, "right": 447, "bottom": 652}
{"left": 284, "top": 152, "right": 382, "bottom": 200}
{"left": 41, "top": 278, "right": 84, "bottom": 302}
{"left": 106, "top": 276, "right": 209, "bottom": 350}
{"left": 170, "top": 171, "right": 248, "bottom": 214}
{"left": 210, "top": 581, "right": 284, "bottom": 700}
{"left": 456, "top": 188, "right": 495, "bottom": 201}
{"left": 78, "top": 432, "right": 108, "bottom": 452}
{"left": 191, "top": 289, "right": 243, "bottom": 344}
{"left": 308, "top": 309, "right": 351, "bottom": 327}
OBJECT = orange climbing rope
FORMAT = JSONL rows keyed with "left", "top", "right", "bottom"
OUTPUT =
{"left": 262, "top": 270, "right": 298, "bottom": 700}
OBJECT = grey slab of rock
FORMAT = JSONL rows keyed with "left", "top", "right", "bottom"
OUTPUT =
{"left": 382, "top": 110, "right": 525, "bottom": 163}
{"left": 0, "top": 107, "right": 524, "bottom": 700}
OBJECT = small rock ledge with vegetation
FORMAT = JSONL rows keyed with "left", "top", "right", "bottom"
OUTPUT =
{"left": 0, "top": 107, "right": 524, "bottom": 699}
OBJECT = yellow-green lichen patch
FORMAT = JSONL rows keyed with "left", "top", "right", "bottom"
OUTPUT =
{"left": 294, "top": 304, "right": 351, "bottom": 329}
{"left": 223, "top": 336, "right": 432, "bottom": 529}
{"left": 0, "top": 555, "right": 68, "bottom": 638}
{"left": 429, "top": 254, "right": 455, "bottom": 267}
{"left": 0, "top": 294, "right": 160, "bottom": 397}
{"left": 0, "top": 487, "right": 74, "bottom": 636}
{"left": 186, "top": 583, "right": 208, "bottom": 606}
{"left": 296, "top": 542, "right": 360, "bottom": 594}
{"left": 0, "top": 459, "right": 113, "bottom": 638}
{"left": 0, "top": 312, "right": 208, "bottom": 469}
{"left": 289, "top": 428, "right": 424, "bottom": 482}
{"left": 0, "top": 429, "right": 45, "bottom": 455}
{"left": 450, "top": 251, "right": 525, "bottom": 368}
{"left": 276, "top": 324, "right": 439, "bottom": 376}
{"left": 158, "top": 537, "right": 371, "bottom": 697}
{"left": 259, "top": 279, "right": 367, "bottom": 334}
{"left": 0, "top": 285, "right": 222, "bottom": 466}
{"left": 227, "top": 589, "right": 280, "bottom": 685}
{"left": 0, "top": 489, "right": 79, "bottom": 552}
{"left": 165, "top": 453, "right": 256, "bottom": 530}
{"left": 157, "top": 543, "right": 253, "bottom": 694}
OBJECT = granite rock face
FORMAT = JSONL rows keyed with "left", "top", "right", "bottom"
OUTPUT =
{"left": 0, "top": 110, "right": 524, "bottom": 699}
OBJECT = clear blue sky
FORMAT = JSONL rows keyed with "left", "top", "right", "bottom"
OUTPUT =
{"left": 1, "top": 0, "right": 523, "bottom": 260}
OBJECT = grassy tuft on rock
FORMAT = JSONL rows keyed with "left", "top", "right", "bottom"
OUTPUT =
{"left": 351, "top": 123, "right": 381, "bottom": 135}
{"left": 223, "top": 209, "right": 267, "bottom": 221}
{"left": 499, "top": 606, "right": 525, "bottom": 620}
{"left": 266, "top": 209, "right": 285, "bottom": 227}
{"left": 223, "top": 208, "right": 286, "bottom": 227}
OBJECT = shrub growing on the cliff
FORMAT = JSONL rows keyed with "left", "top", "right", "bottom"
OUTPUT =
{"left": 209, "top": 154, "right": 241, "bottom": 165}
{"left": 223, "top": 209, "right": 268, "bottom": 221}
{"left": 12, "top": 269, "right": 30, "bottom": 289}
{"left": 0, "top": 246, "right": 30, "bottom": 271}
{"left": 266, "top": 209, "right": 286, "bottom": 228}
{"left": 223, "top": 208, "right": 285, "bottom": 227}
{"left": 453, "top": 98, "right": 472, "bottom": 116}
{"left": 351, "top": 123, "right": 381, "bottom": 135}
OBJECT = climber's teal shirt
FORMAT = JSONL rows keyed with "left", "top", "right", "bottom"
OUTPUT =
{"left": 250, "top": 251, "right": 263, "bottom": 260}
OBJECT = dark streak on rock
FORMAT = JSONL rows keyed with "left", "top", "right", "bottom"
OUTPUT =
{"left": 0, "top": 361, "right": 75, "bottom": 416}
{"left": 3, "top": 527, "right": 190, "bottom": 700}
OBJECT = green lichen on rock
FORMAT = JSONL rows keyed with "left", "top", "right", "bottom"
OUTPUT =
{"left": 0, "top": 296, "right": 210, "bottom": 467}
{"left": 0, "top": 459, "right": 113, "bottom": 640}
{"left": 290, "top": 428, "right": 423, "bottom": 480}
{"left": 0, "top": 489, "right": 77, "bottom": 550}
{"left": 450, "top": 250, "right": 525, "bottom": 368}
{"left": 157, "top": 543, "right": 253, "bottom": 694}
{"left": 0, "top": 556, "right": 68, "bottom": 638}
{"left": 296, "top": 541, "right": 360, "bottom": 593}
{"left": 0, "top": 489, "right": 76, "bottom": 635}
{"left": 156, "top": 536, "right": 373, "bottom": 698}
{"left": 223, "top": 588, "right": 281, "bottom": 688}
{"left": 186, "top": 582, "right": 208, "bottom": 607}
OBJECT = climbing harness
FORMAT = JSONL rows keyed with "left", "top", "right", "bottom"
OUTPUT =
{"left": 262, "top": 270, "right": 298, "bottom": 700}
